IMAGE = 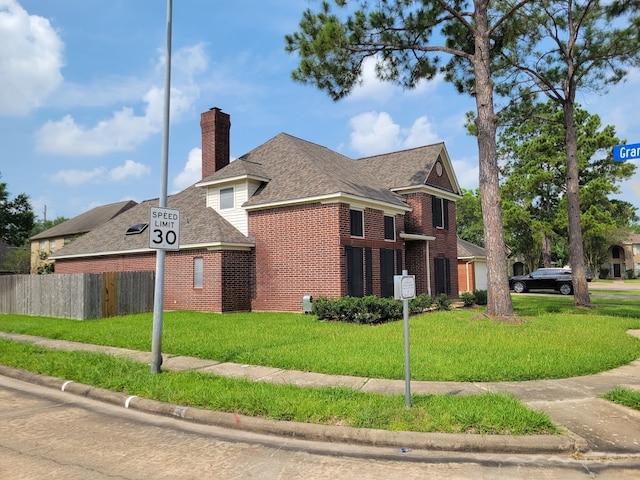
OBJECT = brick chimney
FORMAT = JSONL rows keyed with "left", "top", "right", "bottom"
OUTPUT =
{"left": 200, "top": 107, "right": 230, "bottom": 179}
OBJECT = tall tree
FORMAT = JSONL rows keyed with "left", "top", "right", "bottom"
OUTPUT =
{"left": 498, "top": 101, "right": 637, "bottom": 274}
{"left": 285, "top": 0, "right": 536, "bottom": 318}
{"left": 0, "top": 174, "right": 35, "bottom": 247}
{"left": 498, "top": 0, "right": 640, "bottom": 306}
{"left": 456, "top": 188, "right": 484, "bottom": 247}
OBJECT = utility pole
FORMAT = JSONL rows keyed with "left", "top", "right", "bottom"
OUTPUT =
{"left": 150, "top": 0, "right": 173, "bottom": 374}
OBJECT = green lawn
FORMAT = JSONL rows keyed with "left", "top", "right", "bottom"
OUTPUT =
{"left": 0, "top": 294, "right": 638, "bottom": 435}
{"left": 1, "top": 295, "right": 639, "bottom": 382}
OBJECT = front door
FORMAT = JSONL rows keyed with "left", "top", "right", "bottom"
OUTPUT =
{"left": 613, "top": 263, "right": 622, "bottom": 278}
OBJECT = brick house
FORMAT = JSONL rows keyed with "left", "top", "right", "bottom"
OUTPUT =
{"left": 51, "top": 107, "right": 462, "bottom": 312}
{"left": 601, "top": 233, "right": 640, "bottom": 279}
{"left": 29, "top": 200, "right": 137, "bottom": 274}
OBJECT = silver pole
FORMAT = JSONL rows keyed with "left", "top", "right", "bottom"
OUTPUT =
{"left": 402, "top": 269, "right": 411, "bottom": 407}
{"left": 151, "top": 0, "right": 172, "bottom": 374}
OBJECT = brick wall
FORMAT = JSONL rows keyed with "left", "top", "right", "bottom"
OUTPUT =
{"left": 249, "top": 203, "right": 344, "bottom": 311}
{"left": 403, "top": 192, "right": 459, "bottom": 298}
{"left": 54, "top": 249, "right": 251, "bottom": 313}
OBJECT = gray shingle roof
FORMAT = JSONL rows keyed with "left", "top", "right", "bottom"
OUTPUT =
{"left": 357, "top": 143, "right": 446, "bottom": 190}
{"left": 204, "top": 133, "right": 409, "bottom": 209}
{"left": 31, "top": 200, "right": 137, "bottom": 240}
{"left": 51, "top": 185, "right": 252, "bottom": 259}
{"left": 457, "top": 237, "right": 486, "bottom": 259}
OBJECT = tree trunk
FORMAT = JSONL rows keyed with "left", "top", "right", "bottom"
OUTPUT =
{"left": 473, "top": 1, "right": 516, "bottom": 318}
{"left": 563, "top": 102, "right": 591, "bottom": 306}
{"left": 541, "top": 233, "right": 552, "bottom": 268}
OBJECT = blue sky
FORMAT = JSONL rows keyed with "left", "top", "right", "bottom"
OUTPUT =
{"left": 1, "top": 0, "right": 639, "bottom": 222}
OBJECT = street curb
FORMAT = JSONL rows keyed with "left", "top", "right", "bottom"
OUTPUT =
{"left": 0, "top": 365, "right": 587, "bottom": 455}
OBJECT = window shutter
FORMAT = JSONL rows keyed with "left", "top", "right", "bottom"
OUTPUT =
{"left": 443, "top": 199, "right": 449, "bottom": 229}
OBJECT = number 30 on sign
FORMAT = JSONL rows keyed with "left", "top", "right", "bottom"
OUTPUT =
{"left": 149, "top": 206, "right": 180, "bottom": 251}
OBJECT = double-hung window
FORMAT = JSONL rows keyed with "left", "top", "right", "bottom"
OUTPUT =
{"left": 432, "top": 197, "right": 449, "bottom": 229}
{"left": 350, "top": 209, "right": 364, "bottom": 237}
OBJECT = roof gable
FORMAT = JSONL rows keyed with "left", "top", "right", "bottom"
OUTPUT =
{"left": 356, "top": 142, "right": 462, "bottom": 195}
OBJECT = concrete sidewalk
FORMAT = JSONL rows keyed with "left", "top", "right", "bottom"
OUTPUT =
{"left": 1, "top": 330, "right": 640, "bottom": 457}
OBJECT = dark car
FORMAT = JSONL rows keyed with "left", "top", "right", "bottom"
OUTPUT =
{"left": 509, "top": 268, "right": 574, "bottom": 295}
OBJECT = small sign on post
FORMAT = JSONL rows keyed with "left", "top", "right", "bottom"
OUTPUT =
{"left": 394, "top": 270, "right": 415, "bottom": 408}
{"left": 149, "top": 206, "right": 180, "bottom": 251}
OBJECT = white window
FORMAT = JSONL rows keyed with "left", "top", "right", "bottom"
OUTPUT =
{"left": 194, "top": 257, "right": 203, "bottom": 289}
{"left": 39, "top": 240, "right": 46, "bottom": 252}
{"left": 220, "top": 187, "right": 234, "bottom": 209}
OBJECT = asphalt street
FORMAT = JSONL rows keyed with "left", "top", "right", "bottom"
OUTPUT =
{"left": 2, "top": 374, "right": 640, "bottom": 480}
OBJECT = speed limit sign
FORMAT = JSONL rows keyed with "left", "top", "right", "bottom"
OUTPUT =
{"left": 149, "top": 207, "right": 180, "bottom": 251}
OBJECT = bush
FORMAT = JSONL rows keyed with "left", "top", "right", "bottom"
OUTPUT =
{"left": 409, "top": 293, "right": 432, "bottom": 314}
{"left": 473, "top": 289, "right": 487, "bottom": 306}
{"left": 434, "top": 293, "right": 451, "bottom": 310}
{"left": 626, "top": 269, "right": 635, "bottom": 280}
{"left": 312, "top": 296, "right": 402, "bottom": 324}
{"left": 459, "top": 291, "right": 475, "bottom": 307}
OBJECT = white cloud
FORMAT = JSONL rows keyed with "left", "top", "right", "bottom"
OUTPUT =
{"left": 35, "top": 43, "right": 206, "bottom": 156}
{"left": 108, "top": 159, "right": 151, "bottom": 182}
{"left": 348, "top": 56, "right": 396, "bottom": 102}
{"left": 349, "top": 111, "right": 400, "bottom": 155}
{"left": 349, "top": 111, "right": 442, "bottom": 156}
{"left": 172, "top": 148, "right": 202, "bottom": 192}
{"left": 0, "top": 0, "right": 64, "bottom": 116}
{"left": 51, "top": 167, "right": 106, "bottom": 186}
{"left": 403, "top": 116, "right": 441, "bottom": 149}
{"left": 51, "top": 160, "right": 150, "bottom": 186}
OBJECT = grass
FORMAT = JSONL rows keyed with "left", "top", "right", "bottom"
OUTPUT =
{"left": 0, "top": 339, "right": 555, "bottom": 435}
{"left": 1, "top": 295, "right": 639, "bottom": 382}
{"left": 601, "top": 387, "right": 640, "bottom": 411}
{"left": 0, "top": 293, "right": 638, "bottom": 435}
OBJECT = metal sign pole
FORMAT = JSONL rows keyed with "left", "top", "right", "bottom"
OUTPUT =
{"left": 150, "top": 0, "right": 172, "bottom": 374}
{"left": 402, "top": 269, "right": 411, "bottom": 408}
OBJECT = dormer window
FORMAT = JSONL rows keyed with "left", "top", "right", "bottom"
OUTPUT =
{"left": 220, "top": 187, "right": 234, "bottom": 209}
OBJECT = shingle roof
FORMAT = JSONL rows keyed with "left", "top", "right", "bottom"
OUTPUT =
{"left": 203, "top": 133, "right": 409, "bottom": 209}
{"left": 357, "top": 143, "right": 447, "bottom": 190}
{"left": 31, "top": 200, "right": 137, "bottom": 240}
{"left": 51, "top": 185, "right": 252, "bottom": 259}
{"left": 457, "top": 237, "right": 486, "bottom": 259}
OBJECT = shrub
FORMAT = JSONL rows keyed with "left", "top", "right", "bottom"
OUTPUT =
{"left": 473, "top": 289, "right": 487, "bottom": 306}
{"left": 312, "top": 296, "right": 402, "bottom": 324}
{"left": 626, "top": 269, "right": 635, "bottom": 280}
{"left": 409, "top": 293, "right": 432, "bottom": 314}
{"left": 460, "top": 291, "right": 475, "bottom": 307}
{"left": 434, "top": 293, "right": 451, "bottom": 310}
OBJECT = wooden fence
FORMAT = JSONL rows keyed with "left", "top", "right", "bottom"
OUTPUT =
{"left": 0, "top": 271, "right": 155, "bottom": 320}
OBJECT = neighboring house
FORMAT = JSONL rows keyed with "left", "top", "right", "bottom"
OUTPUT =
{"left": 601, "top": 234, "right": 640, "bottom": 279}
{"left": 51, "top": 107, "right": 463, "bottom": 312}
{"left": 457, "top": 237, "right": 487, "bottom": 294}
{"left": 30, "top": 200, "right": 137, "bottom": 274}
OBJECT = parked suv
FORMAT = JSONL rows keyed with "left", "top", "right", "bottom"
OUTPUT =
{"left": 509, "top": 268, "right": 574, "bottom": 295}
